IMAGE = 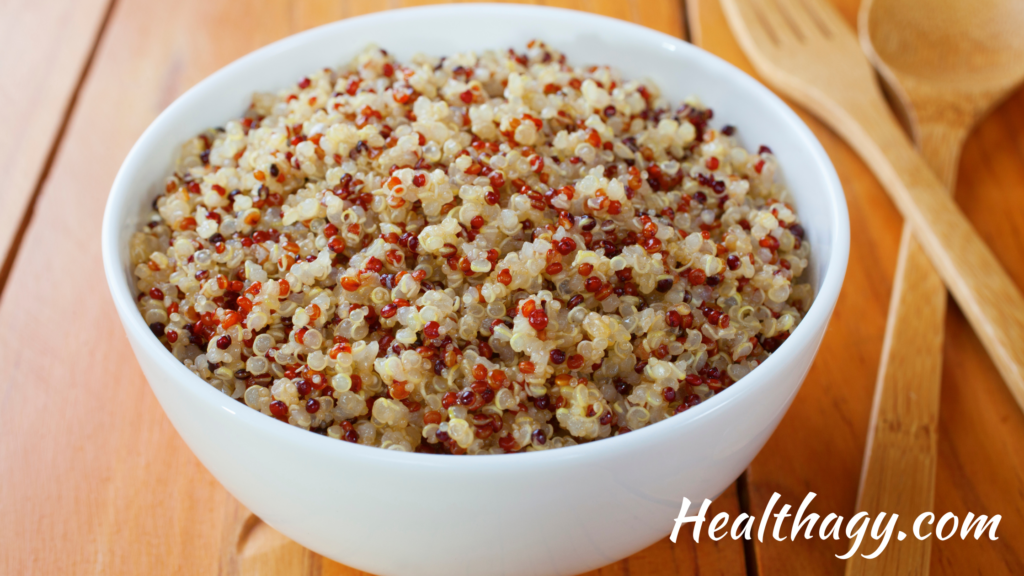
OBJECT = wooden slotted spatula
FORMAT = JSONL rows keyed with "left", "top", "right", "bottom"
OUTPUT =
{"left": 719, "top": 0, "right": 1024, "bottom": 413}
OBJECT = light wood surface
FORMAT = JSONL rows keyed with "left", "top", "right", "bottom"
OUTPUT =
{"left": 2, "top": 0, "right": 1024, "bottom": 574}
{"left": 720, "top": 0, "right": 1024, "bottom": 415}
{"left": 847, "top": 2, "right": 1024, "bottom": 574}
{"left": 0, "top": 0, "right": 112, "bottom": 286}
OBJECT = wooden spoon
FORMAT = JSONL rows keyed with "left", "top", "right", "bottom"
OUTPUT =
{"left": 849, "top": 1, "right": 1024, "bottom": 575}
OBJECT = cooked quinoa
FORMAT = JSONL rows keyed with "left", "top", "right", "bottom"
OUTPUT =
{"left": 130, "top": 41, "right": 813, "bottom": 454}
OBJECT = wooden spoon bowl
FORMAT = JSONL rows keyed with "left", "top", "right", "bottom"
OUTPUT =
{"left": 861, "top": 0, "right": 1024, "bottom": 178}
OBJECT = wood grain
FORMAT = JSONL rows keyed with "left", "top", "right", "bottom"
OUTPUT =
{"left": 0, "top": 0, "right": 112, "bottom": 287}
{"left": 0, "top": 1, "right": 743, "bottom": 575}
{"left": 692, "top": 0, "right": 1024, "bottom": 574}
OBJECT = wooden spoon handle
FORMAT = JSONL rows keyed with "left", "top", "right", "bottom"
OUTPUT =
{"left": 842, "top": 101, "right": 1024, "bottom": 410}
{"left": 846, "top": 119, "right": 967, "bottom": 576}
{"left": 848, "top": 228, "right": 944, "bottom": 576}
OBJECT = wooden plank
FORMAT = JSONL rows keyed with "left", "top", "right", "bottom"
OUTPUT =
{"left": 690, "top": 0, "right": 1024, "bottom": 574}
{"left": 0, "top": 0, "right": 112, "bottom": 287}
{"left": 0, "top": 0, "right": 742, "bottom": 575}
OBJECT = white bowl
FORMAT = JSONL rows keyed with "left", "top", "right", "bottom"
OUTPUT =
{"left": 102, "top": 5, "right": 849, "bottom": 575}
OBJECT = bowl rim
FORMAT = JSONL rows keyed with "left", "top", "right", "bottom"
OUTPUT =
{"left": 102, "top": 2, "right": 850, "bottom": 467}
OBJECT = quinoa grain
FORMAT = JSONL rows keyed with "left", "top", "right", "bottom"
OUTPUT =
{"left": 130, "top": 42, "right": 813, "bottom": 454}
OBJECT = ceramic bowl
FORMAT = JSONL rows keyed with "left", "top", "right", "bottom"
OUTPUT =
{"left": 102, "top": 5, "right": 849, "bottom": 575}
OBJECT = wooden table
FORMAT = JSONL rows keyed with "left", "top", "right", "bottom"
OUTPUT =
{"left": 2, "top": 0, "right": 1022, "bottom": 574}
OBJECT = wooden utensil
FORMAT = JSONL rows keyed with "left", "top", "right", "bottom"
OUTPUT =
{"left": 719, "top": 0, "right": 1024, "bottom": 412}
{"left": 847, "top": 1, "right": 1024, "bottom": 574}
